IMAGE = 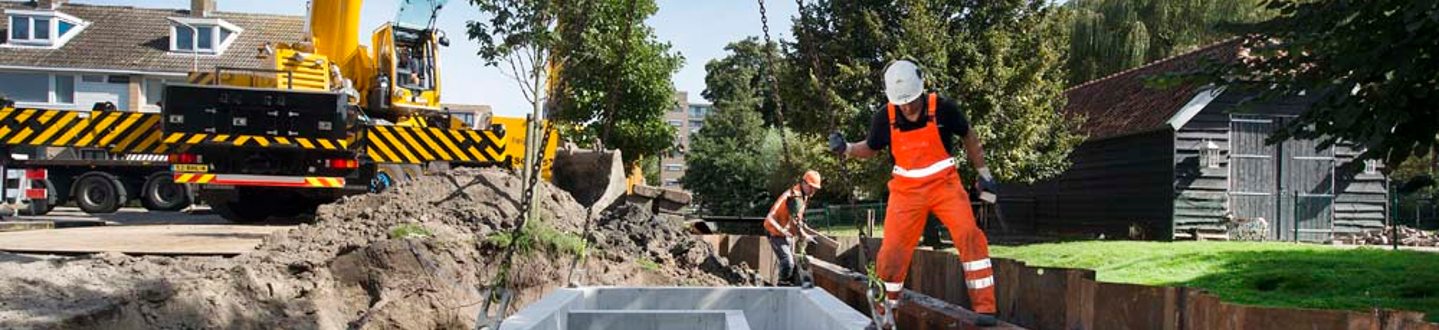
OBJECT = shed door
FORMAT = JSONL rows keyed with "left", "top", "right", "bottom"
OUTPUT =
{"left": 1229, "top": 114, "right": 1336, "bottom": 242}
{"left": 1229, "top": 115, "right": 1279, "bottom": 237}
{"left": 1282, "top": 132, "right": 1336, "bottom": 242}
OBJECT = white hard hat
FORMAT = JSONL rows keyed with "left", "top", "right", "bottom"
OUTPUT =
{"left": 884, "top": 60, "right": 924, "bottom": 105}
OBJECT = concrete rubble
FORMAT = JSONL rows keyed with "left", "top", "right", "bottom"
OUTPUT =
{"left": 0, "top": 168, "right": 754, "bottom": 330}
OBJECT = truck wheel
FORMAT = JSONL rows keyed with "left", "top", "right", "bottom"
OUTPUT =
{"left": 141, "top": 172, "right": 191, "bottom": 211}
{"left": 210, "top": 201, "right": 273, "bottom": 224}
{"left": 74, "top": 174, "right": 126, "bottom": 214}
{"left": 19, "top": 178, "right": 57, "bottom": 216}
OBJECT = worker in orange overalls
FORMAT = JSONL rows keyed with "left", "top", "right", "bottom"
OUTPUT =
{"left": 828, "top": 60, "right": 999, "bottom": 327}
{"left": 763, "top": 170, "right": 822, "bottom": 286}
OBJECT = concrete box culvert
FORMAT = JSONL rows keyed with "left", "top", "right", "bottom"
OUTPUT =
{"left": 500, "top": 287, "right": 871, "bottom": 330}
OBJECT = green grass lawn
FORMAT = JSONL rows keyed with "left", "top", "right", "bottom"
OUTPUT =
{"left": 989, "top": 241, "right": 1439, "bottom": 321}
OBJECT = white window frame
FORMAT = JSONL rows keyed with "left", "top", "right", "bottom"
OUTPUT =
{"left": 4, "top": 10, "right": 88, "bottom": 49}
{"left": 167, "top": 17, "right": 243, "bottom": 55}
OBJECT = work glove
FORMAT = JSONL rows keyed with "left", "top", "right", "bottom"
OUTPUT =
{"left": 975, "top": 166, "right": 999, "bottom": 204}
{"left": 828, "top": 132, "right": 848, "bottom": 155}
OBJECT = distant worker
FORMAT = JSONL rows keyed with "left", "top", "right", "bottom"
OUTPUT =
{"left": 763, "top": 170, "right": 822, "bottom": 286}
{"left": 828, "top": 60, "right": 1000, "bottom": 327}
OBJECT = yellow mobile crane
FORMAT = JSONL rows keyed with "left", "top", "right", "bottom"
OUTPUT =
{"left": 160, "top": 0, "right": 571, "bottom": 222}
{"left": 0, "top": 0, "right": 583, "bottom": 222}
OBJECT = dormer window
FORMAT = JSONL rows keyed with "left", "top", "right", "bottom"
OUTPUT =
{"left": 167, "top": 17, "right": 241, "bottom": 55}
{"left": 5, "top": 10, "right": 87, "bottom": 48}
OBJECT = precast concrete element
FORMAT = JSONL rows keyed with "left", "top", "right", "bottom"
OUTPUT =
{"left": 500, "top": 286, "right": 870, "bottom": 330}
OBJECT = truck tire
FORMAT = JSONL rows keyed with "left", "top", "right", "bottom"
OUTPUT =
{"left": 210, "top": 200, "right": 273, "bottom": 224}
{"left": 18, "top": 178, "right": 57, "bottom": 216}
{"left": 74, "top": 173, "right": 126, "bottom": 214}
{"left": 141, "top": 172, "right": 191, "bottom": 212}
{"left": 202, "top": 189, "right": 274, "bottom": 224}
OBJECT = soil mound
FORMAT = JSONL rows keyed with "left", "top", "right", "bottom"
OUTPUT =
{"left": 0, "top": 168, "right": 749, "bottom": 330}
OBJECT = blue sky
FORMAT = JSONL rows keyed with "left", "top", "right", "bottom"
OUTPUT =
{"left": 72, "top": 0, "right": 797, "bottom": 116}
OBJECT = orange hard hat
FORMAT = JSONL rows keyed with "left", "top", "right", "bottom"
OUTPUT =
{"left": 803, "top": 170, "right": 822, "bottom": 190}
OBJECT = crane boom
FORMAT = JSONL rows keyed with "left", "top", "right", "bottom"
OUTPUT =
{"left": 308, "top": 0, "right": 364, "bottom": 67}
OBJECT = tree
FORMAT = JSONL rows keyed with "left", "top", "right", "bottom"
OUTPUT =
{"left": 466, "top": 0, "right": 563, "bottom": 114}
{"left": 686, "top": 38, "right": 834, "bottom": 214}
{"left": 681, "top": 104, "right": 774, "bottom": 215}
{"left": 702, "top": 38, "right": 783, "bottom": 127}
{"left": 1194, "top": 0, "right": 1439, "bottom": 168}
{"left": 551, "top": 0, "right": 683, "bottom": 163}
{"left": 467, "top": 0, "right": 680, "bottom": 165}
{"left": 781, "top": 0, "right": 1084, "bottom": 197}
{"left": 1066, "top": 0, "right": 1271, "bottom": 84}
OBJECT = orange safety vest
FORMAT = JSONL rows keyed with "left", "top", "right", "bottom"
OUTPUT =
{"left": 887, "top": 93, "right": 954, "bottom": 181}
{"left": 763, "top": 185, "right": 805, "bottom": 237}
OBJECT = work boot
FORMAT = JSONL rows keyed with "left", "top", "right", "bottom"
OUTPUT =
{"left": 975, "top": 313, "right": 999, "bottom": 327}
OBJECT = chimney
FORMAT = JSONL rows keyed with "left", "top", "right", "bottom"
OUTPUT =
{"left": 190, "top": 0, "right": 216, "bottom": 17}
{"left": 36, "top": 0, "right": 65, "bottom": 10}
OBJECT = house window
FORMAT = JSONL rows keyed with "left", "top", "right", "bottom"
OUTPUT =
{"left": 80, "top": 75, "right": 105, "bottom": 83}
{"left": 174, "top": 27, "right": 194, "bottom": 51}
{"left": 168, "top": 17, "right": 242, "bottom": 54}
{"left": 143, "top": 78, "right": 171, "bottom": 109}
{"left": 667, "top": 120, "right": 682, "bottom": 127}
{"left": 107, "top": 75, "right": 130, "bottom": 84}
{"left": 53, "top": 74, "right": 73, "bottom": 104}
{"left": 689, "top": 105, "right": 709, "bottom": 117}
{"left": 11, "top": 16, "right": 29, "bottom": 40}
{"left": 6, "top": 11, "right": 88, "bottom": 48}
{"left": 663, "top": 164, "right": 684, "bottom": 172}
{"left": 0, "top": 72, "right": 74, "bottom": 104}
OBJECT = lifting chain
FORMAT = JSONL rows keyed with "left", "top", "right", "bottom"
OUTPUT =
{"left": 476, "top": 122, "right": 556, "bottom": 330}
{"left": 756, "top": 0, "right": 795, "bottom": 167}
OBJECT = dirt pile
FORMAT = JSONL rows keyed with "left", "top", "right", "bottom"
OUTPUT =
{"left": 0, "top": 168, "right": 751, "bottom": 330}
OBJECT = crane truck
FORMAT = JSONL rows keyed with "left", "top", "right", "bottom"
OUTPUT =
{"left": 0, "top": 0, "right": 590, "bottom": 223}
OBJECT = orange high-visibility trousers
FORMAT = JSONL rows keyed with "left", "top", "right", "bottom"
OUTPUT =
{"left": 876, "top": 164, "right": 996, "bottom": 314}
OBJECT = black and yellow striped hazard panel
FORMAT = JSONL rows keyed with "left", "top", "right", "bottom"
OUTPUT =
{"left": 162, "top": 132, "right": 351, "bottom": 150}
{"left": 364, "top": 126, "right": 506, "bottom": 164}
{"left": 0, "top": 108, "right": 174, "bottom": 154}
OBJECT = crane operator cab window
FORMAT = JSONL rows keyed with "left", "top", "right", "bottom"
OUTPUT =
{"left": 393, "top": 32, "right": 431, "bottom": 91}
{"left": 391, "top": 0, "right": 445, "bottom": 93}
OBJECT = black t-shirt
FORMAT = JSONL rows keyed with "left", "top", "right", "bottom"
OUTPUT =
{"left": 865, "top": 94, "right": 971, "bottom": 154}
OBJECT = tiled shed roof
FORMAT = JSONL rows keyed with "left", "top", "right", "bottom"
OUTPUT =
{"left": 1063, "top": 39, "right": 1243, "bottom": 141}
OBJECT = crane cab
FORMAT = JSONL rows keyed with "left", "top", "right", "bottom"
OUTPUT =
{"left": 364, "top": 0, "right": 447, "bottom": 125}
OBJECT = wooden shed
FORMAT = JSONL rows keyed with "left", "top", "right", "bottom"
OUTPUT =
{"left": 1001, "top": 40, "right": 1389, "bottom": 242}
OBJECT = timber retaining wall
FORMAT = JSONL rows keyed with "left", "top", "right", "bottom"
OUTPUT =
{"left": 699, "top": 235, "right": 1439, "bottom": 330}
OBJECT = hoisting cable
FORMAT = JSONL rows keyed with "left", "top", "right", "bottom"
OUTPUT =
{"left": 567, "top": 0, "right": 639, "bottom": 287}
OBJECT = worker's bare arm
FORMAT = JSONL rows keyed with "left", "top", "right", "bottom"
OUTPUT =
{"left": 845, "top": 141, "right": 880, "bottom": 159}
{"left": 962, "top": 130, "right": 987, "bottom": 170}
